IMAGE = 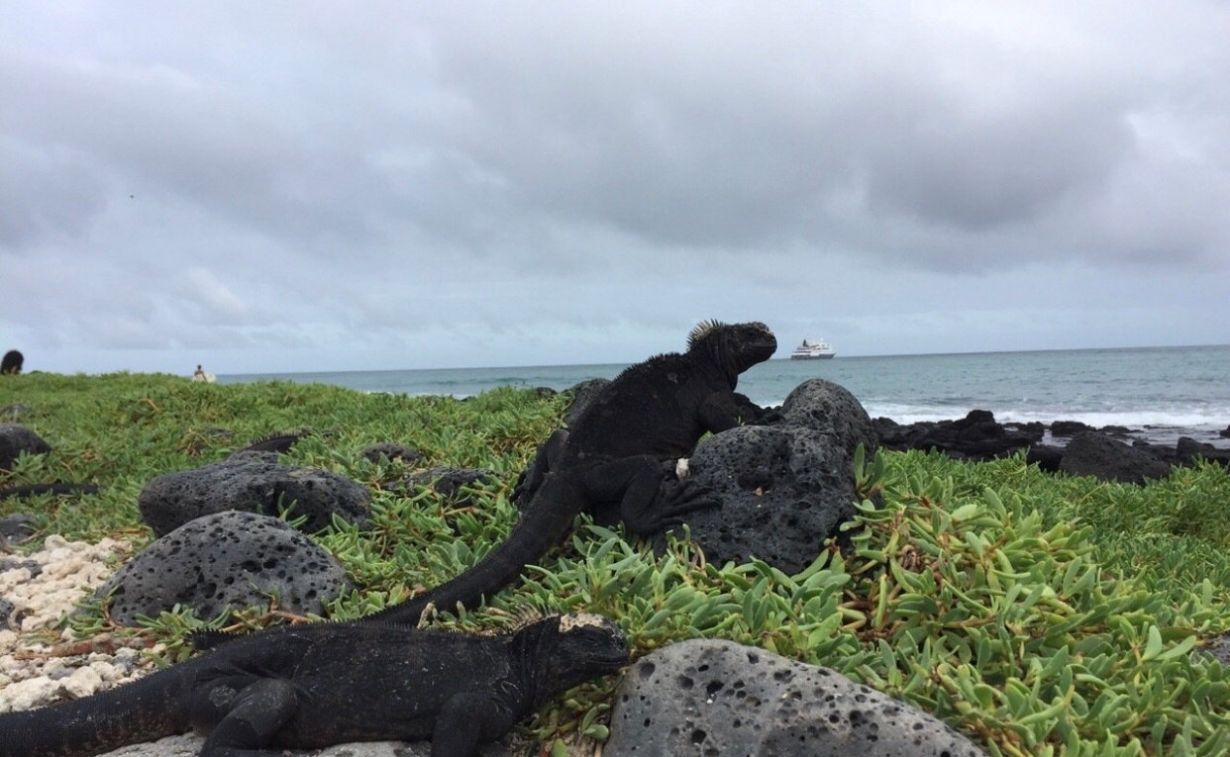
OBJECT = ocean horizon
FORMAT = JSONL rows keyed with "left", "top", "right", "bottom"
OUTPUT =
{"left": 217, "top": 344, "right": 1230, "bottom": 449}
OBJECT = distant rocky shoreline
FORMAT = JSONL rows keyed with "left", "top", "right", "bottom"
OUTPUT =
{"left": 873, "top": 409, "right": 1230, "bottom": 484}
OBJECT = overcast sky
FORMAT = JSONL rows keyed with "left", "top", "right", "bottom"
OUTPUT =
{"left": 2, "top": 2, "right": 1228, "bottom": 375}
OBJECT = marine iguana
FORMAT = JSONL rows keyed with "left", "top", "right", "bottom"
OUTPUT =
{"left": 1, "top": 349, "right": 23, "bottom": 375}
{"left": 0, "top": 613, "right": 628, "bottom": 757}
{"left": 0, "top": 482, "right": 99, "bottom": 500}
{"left": 365, "top": 320, "right": 777, "bottom": 624}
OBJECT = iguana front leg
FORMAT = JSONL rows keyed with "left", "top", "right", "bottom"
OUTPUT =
{"left": 581, "top": 455, "right": 714, "bottom": 535}
{"left": 699, "top": 391, "right": 769, "bottom": 432}
{"left": 197, "top": 678, "right": 298, "bottom": 757}
{"left": 430, "top": 691, "right": 518, "bottom": 757}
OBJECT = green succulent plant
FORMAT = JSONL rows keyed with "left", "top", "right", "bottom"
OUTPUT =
{"left": 4, "top": 373, "right": 1229, "bottom": 755}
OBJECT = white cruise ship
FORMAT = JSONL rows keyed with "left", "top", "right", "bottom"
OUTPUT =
{"left": 789, "top": 339, "right": 836, "bottom": 360}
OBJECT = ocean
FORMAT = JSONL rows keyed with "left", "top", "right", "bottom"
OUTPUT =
{"left": 219, "top": 345, "right": 1230, "bottom": 448}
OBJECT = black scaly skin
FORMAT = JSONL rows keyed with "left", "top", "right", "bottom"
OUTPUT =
{"left": 1, "top": 349, "right": 22, "bottom": 374}
{"left": 364, "top": 320, "right": 777, "bottom": 625}
{"left": 0, "top": 614, "right": 628, "bottom": 757}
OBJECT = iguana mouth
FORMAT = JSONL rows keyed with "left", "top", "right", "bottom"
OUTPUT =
{"left": 583, "top": 642, "right": 631, "bottom": 670}
{"left": 587, "top": 653, "right": 631, "bottom": 671}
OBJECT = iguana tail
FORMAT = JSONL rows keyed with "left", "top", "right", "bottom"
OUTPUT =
{"left": 365, "top": 473, "right": 586, "bottom": 625}
{"left": 0, "top": 664, "right": 194, "bottom": 756}
{"left": 0, "top": 483, "right": 99, "bottom": 500}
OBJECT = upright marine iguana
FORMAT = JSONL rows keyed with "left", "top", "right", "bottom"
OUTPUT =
{"left": 0, "top": 613, "right": 628, "bottom": 757}
{"left": 365, "top": 320, "right": 777, "bottom": 625}
{"left": 1, "top": 349, "right": 23, "bottom": 375}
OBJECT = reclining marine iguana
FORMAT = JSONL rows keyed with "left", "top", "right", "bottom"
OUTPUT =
{"left": 0, "top": 613, "right": 628, "bottom": 757}
{"left": 363, "top": 320, "right": 777, "bottom": 625}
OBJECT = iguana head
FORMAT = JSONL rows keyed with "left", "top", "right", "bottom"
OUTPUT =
{"left": 687, "top": 320, "right": 777, "bottom": 377}
{"left": 524, "top": 613, "right": 629, "bottom": 695}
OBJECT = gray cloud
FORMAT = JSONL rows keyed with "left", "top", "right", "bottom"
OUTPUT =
{"left": 1, "top": 1, "right": 1228, "bottom": 373}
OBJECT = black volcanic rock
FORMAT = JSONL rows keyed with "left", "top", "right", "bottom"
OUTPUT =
{"left": 779, "top": 378, "right": 879, "bottom": 455}
{"left": 1175, "top": 437, "right": 1230, "bottom": 467}
{"left": 875, "top": 410, "right": 1037, "bottom": 460}
{"left": 1059, "top": 432, "right": 1171, "bottom": 485}
{"left": 138, "top": 451, "right": 371, "bottom": 536}
{"left": 1028, "top": 433, "right": 1227, "bottom": 482}
{"left": 660, "top": 380, "right": 873, "bottom": 573}
{"left": 605, "top": 640, "right": 984, "bottom": 757}
{"left": 667, "top": 424, "right": 857, "bottom": 573}
{"left": 0, "top": 513, "right": 37, "bottom": 545}
{"left": 99, "top": 511, "right": 349, "bottom": 625}
{"left": 0, "top": 424, "right": 51, "bottom": 471}
{"left": 1050, "top": 420, "right": 1094, "bottom": 437}
{"left": 1026, "top": 445, "right": 1065, "bottom": 472}
{"left": 1011, "top": 421, "right": 1046, "bottom": 440}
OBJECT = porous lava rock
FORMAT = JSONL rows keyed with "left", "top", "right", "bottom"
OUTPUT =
{"left": 1058, "top": 431, "right": 1171, "bottom": 485}
{"left": 778, "top": 378, "right": 879, "bottom": 456}
{"left": 662, "top": 380, "right": 873, "bottom": 573}
{"left": 137, "top": 451, "right": 371, "bottom": 536}
{"left": 98, "top": 510, "right": 349, "bottom": 625}
{"left": 0, "top": 424, "right": 51, "bottom": 471}
{"left": 604, "top": 639, "right": 984, "bottom": 757}
{"left": 668, "top": 425, "right": 857, "bottom": 573}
